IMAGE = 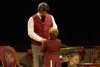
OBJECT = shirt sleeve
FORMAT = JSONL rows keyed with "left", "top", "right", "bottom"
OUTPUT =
{"left": 27, "top": 17, "right": 43, "bottom": 42}
{"left": 51, "top": 15, "right": 58, "bottom": 29}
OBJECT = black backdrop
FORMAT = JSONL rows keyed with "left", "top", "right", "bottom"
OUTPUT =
{"left": 0, "top": 1, "right": 100, "bottom": 51}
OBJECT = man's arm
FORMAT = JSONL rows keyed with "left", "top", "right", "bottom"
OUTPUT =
{"left": 51, "top": 15, "right": 58, "bottom": 29}
{"left": 28, "top": 17, "right": 45, "bottom": 42}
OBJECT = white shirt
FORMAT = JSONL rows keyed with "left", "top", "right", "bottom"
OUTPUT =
{"left": 28, "top": 13, "right": 58, "bottom": 42}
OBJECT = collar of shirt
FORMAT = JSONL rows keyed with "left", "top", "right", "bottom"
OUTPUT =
{"left": 37, "top": 12, "right": 41, "bottom": 19}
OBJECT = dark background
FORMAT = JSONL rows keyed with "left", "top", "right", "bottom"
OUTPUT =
{"left": 0, "top": 1, "right": 100, "bottom": 51}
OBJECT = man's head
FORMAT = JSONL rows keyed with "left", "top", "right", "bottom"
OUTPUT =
{"left": 37, "top": 2, "right": 49, "bottom": 17}
{"left": 49, "top": 27, "right": 59, "bottom": 40}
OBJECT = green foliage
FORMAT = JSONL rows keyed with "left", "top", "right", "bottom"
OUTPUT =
{"left": 59, "top": 47, "right": 80, "bottom": 56}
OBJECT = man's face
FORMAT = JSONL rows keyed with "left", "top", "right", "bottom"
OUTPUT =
{"left": 39, "top": 11, "right": 47, "bottom": 17}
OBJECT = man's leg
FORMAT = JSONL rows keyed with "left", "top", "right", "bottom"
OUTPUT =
{"left": 38, "top": 47, "right": 44, "bottom": 67}
{"left": 39, "top": 55, "right": 44, "bottom": 67}
{"left": 31, "top": 45, "right": 40, "bottom": 67}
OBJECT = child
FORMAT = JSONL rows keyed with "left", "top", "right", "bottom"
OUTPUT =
{"left": 41, "top": 27, "right": 62, "bottom": 67}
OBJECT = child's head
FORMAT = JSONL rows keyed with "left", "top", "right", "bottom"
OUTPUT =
{"left": 49, "top": 27, "right": 59, "bottom": 39}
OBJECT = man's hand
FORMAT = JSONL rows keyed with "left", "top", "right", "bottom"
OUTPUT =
{"left": 41, "top": 38, "right": 46, "bottom": 44}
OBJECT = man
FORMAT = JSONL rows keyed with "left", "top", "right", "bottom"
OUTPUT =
{"left": 27, "top": 2, "right": 58, "bottom": 67}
